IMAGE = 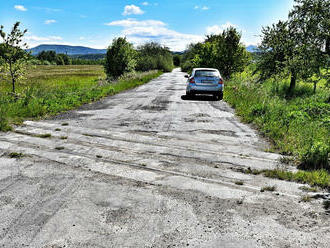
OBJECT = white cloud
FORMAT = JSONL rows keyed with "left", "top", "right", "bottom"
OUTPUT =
{"left": 14, "top": 5, "right": 27, "bottom": 11}
{"left": 44, "top": 19, "right": 57, "bottom": 25}
{"left": 141, "top": 2, "right": 149, "bottom": 6}
{"left": 205, "top": 22, "right": 260, "bottom": 46}
{"left": 194, "top": 5, "right": 209, "bottom": 10}
{"left": 79, "top": 36, "right": 85, "bottom": 40}
{"left": 206, "top": 22, "right": 237, "bottom": 35}
{"left": 34, "top": 7, "right": 61, "bottom": 12}
{"left": 25, "top": 35, "right": 62, "bottom": 41}
{"left": 106, "top": 18, "right": 203, "bottom": 51}
{"left": 123, "top": 5, "right": 144, "bottom": 16}
{"left": 106, "top": 18, "right": 165, "bottom": 27}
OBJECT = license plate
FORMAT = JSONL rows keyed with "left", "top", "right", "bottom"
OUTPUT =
{"left": 202, "top": 80, "right": 213, "bottom": 84}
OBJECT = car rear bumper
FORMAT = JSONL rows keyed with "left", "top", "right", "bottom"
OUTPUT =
{"left": 186, "top": 84, "right": 223, "bottom": 95}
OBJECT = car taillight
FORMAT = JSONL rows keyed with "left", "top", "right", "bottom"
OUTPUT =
{"left": 189, "top": 78, "right": 195, "bottom": 84}
{"left": 218, "top": 78, "right": 224, "bottom": 85}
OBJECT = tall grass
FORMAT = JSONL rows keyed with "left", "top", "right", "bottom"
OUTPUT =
{"left": 0, "top": 65, "right": 162, "bottom": 130}
{"left": 225, "top": 65, "right": 329, "bottom": 170}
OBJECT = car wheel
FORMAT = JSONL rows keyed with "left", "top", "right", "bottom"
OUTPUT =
{"left": 219, "top": 92, "right": 223, "bottom": 100}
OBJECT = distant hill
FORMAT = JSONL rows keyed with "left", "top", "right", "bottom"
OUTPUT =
{"left": 27, "top": 44, "right": 107, "bottom": 56}
{"left": 246, "top": 45, "right": 258, "bottom": 53}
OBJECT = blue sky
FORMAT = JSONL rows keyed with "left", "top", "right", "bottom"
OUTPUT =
{"left": 0, "top": 0, "right": 294, "bottom": 51}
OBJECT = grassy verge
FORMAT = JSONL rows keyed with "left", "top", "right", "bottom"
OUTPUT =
{"left": 0, "top": 65, "right": 162, "bottom": 131}
{"left": 264, "top": 169, "right": 330, "bottom": 189}
{"left": 240, "top": 167, "right": 329, "bottom": 189}
{"left": 224, "top": 65, "right": 329, "bottom": 170}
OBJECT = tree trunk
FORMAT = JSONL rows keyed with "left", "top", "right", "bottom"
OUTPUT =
{"left": 313, "top": 82, "right": 317, "bottom": 94}
{"left": 289, "top": 71, "right": 296, "bottom": 94}
{"left": 12, "top": 77, "right": 15, "bottom": 94}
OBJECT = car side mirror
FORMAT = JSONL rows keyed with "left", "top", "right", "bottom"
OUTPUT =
{"left": 184, "top": 75, "right": 189, "bottom": 78}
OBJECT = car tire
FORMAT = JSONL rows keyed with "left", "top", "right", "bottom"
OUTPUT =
{"left": 219, "top": 92, "right": 223, "bottom": 100}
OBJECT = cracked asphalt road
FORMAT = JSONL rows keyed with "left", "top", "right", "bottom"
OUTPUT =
{"left": 0, "top": 69, "right": 329, "bottom": 247}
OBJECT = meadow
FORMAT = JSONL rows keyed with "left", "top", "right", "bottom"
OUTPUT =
{"left": 0, "top": 65, "right": 162, "bottom": 131}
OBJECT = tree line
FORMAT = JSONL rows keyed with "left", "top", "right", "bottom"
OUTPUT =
{"left": 180, "top": 0, "right": 329, "bottom": 94}
{"left": 181, "top": 27, "right": 250, "bottom": 79}
{"left": 104, "top": 38, "right": 173, "bottom": 79}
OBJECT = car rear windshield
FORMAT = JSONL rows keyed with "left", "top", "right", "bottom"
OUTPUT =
{"left": 195, "top": 70, "right": 219, "bottom": 77}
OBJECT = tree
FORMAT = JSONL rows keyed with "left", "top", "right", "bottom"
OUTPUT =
{"left": 0, "top": 22, "right": 29, "bottom": 94}
{"left": 104, "top": 37, "right": 136, "bottom": 78}
{"left": 289, "top": 0, "right": 330, "bottom": 92}
{"left": 181, "top": 27, "right": 249, "bottom": 78}
{"left": 56, "top": 54, "right": 71, "bottom": 65}
{"left": 37, "top": 50, "right": 57, "bottom": 62}
{"left": 256, "top": 0, "right": 330, "bottom": 94}
{"left": 173, "top": 54, "right": 181, "bottom": 67}
{"left": 136, "top": 42, "right": 173, "bottom": 72}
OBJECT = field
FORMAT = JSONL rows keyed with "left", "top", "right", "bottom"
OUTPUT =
{"left": 224, "top": 65, "right": 330, "bottom": 170}
{"left": 0, "top": 65, "right": 162, "bottom": 131}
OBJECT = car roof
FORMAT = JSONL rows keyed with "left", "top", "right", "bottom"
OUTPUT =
{"left": 193, "top": 68, "right": 219, "bottom": 71}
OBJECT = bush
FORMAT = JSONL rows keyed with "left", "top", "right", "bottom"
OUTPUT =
{"left": 136, "top": 42, "right": 173, "bottom": 72}
{"left": 104, "top": 37, "right": 136, "bottom": 79}
{"left": 173, "top": 54, "right": 181, "bottom": 67}
{"left": 301, "top": 141, "right": 329, "bottom": 170}
{"left": 0, "top": 104, "right": 12, "bottom": 131}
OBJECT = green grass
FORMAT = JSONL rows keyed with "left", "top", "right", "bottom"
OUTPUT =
{"left": 35, "top": 133, "right": 52, "bottom": 138}
{"left": 224, "top": 65, "right": 330, "bottom": 170}
{"left": 263, "top": 169, "right": 330, "bottom": 189}
{"left": 8, "top": 152, "right": 24, "bottom": 158}
{"left": 260, "top": 185, "right": 276, "bottom": 192}
{"left": 0, "top": 65, "right": 162, "bottom": 131}
{"left": 240, "top": 166, "right": 329, "bottom": 189}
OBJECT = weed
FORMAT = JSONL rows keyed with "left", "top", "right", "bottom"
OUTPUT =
{"left": 260, "top": 185, "right": 276, "bottom": 192}
{"left": 60, "top": 136, "right": 68, "bottom": 140}
{"left": 61, "top": 123, "right": 69, "bottom": 126}
{"left": 242, "top": 167, "right": 264, "bottom": 175}
{"left": 55, "top": 146, "right": 65, "bottom": 150}
{"left": 234, "top": 181, "right": 244, "bottom": 185}
{"left": 300, "top": 195, "right": 312, "bottom": 202}
{"left": 8, "top": 152, "right": 24, "bottom": 158}
{"left": 96, "top": 155, "right": 103, "bottom": 158}
{"left": 36, "top": 133, "right": 51, "bottom": 138}
{"left": 299, "top": 186, "right": 318, "bottom": 192}
{"left": 55, "top": 128, "right": 61, "bottom": 131}
{"left": 280, "top": 156, "right": 295, "bottom": 165}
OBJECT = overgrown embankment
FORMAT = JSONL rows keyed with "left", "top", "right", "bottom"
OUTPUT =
{"left": 0, "top": 65, "right": 162, "bottom": 131}
{"left": 224, "top": 66, "right": 329, "bottom": 170}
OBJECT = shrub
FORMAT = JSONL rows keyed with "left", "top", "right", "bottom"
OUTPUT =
{"left": 104, "top": 37, "right": 136, "bottom": 78}
{"left": 173, "top": 54, "right": 181, "bottom": 67}
{"left": 301, "top": 141, "right": 329, "bottom": 170}
{"left": 136, "top": 42, "right": 174, "bottom": 72}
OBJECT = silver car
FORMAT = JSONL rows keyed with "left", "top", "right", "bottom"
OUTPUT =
{"left": 185, "top": 68, "right": 224, "bottom": 99}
